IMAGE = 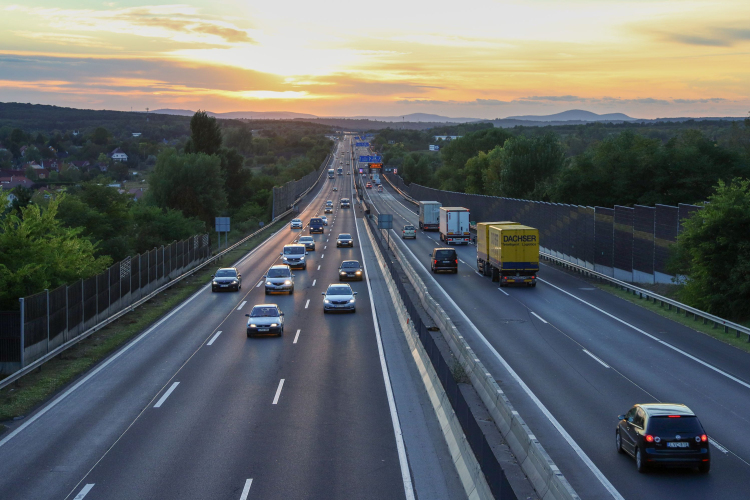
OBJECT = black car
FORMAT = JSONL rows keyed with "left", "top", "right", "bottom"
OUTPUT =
{"left": 211, "top": 268, "right": 242, "bottom": 291}
{"left": 430, "top": 248, "right": 458, "bottom": 274}
{"left": 616, "top": 403, "right": 710, "bottom": 473}
{"left": 339, "top": 260, "right": 363, "bottom": 281}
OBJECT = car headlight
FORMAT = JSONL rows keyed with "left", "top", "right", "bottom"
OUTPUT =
{"left": 231, "top": 280, "right": 238, "bottom": 284}
{"left": 355, "top": 271, "right": 362, "bottom": 274}
{"left": 349, "top": 299, "right": 356, "bottom": 303}
{"left": 340, "top": 271, "right": 346, "bottom": 275}
{"left": 324, "top": 299, "right": 330, "bottom": 303}
{"left": 212, "top": 281, "right": 218, "bottom": 285}
{"left": 249, "top": 324, "right": 256, "bottom": 328}
{"left": 270, "top": 323, "right": 278, "bottom": 327}
{"left": 284, "top": 280, "right": 291, "bottom": 285}
{"left": 266, "top": 281, "right": 272, "bottom": 285}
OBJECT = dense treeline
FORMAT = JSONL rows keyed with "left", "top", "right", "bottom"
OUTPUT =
{"left": 0, "top": 108, "right": 333, "bottom": 309}
{"left": 374, "top": 118, "right": 750, "bottom": 207}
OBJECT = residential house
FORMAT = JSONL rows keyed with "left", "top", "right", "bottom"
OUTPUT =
{"left": 40, "top": 159, "right": 61, "bottom": 171}
{"left": 70, "top": 160, "right": 90, "bottom": 169}
{"left": 128, "top": 187, "right": 146, "bottom": 201}
{"left": 0, "top": 173, "right": 34, "bottom": 190}
{"left": 109, "top": 147, "right": 128, "bottom": 162}
{"left": 433, "top": 135, "right": 462, "bottom": 141}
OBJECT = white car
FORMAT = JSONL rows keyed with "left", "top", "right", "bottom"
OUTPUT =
{"left": 245, "top": 304, "right": 284, "bottom": 336}
{"left": 322, "top": 284, "right": 357, "bottom": 313}
{"left": 333, "top": 186, "right": 338, "bottom": 191}
{"left": 321, "top": 216, "right": 328, "bottom": 225}
{"left": 290, "top": 219, "right": 303, "bottom": 229}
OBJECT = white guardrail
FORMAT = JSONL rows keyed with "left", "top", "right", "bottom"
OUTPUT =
{"left": 0, "top": 153, "right": 334, "bottom": 391}
{"left": 382, "top": 175, "right": 750, "bottom": 344}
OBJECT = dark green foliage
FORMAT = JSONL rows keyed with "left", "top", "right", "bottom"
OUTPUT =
{"left": 130, "top": 204, "right": 205, "bottom": 254}
{"left": 436, "top": 128, "right": 514, "bottom": 191}
{"left": 669, "top": 179, "right": 750, "bottom": 320}
{"left": 148, "top": 149, "right": 227, "bottom": 225}
{"left": 185, "top": 111, "right": 223, "bottom": 155}
{"left": 92, "top": 127, "right": 109, "bottom": 145}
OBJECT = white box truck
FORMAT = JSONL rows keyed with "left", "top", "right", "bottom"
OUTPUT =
{"left": 439, "top": 207, "right": 471, "bottom": 244}
{"left": 418, "top": 201, "right": 442, "bottom": 231}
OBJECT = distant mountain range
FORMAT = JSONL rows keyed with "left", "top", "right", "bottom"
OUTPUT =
{"left": 505, "top": 110, "right": 636, "bottom": 122}
{"left": 151, "top": 109, "right": 317, "bottom": 120}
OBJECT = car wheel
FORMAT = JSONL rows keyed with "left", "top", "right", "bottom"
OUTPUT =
{"left": 303, "top": 264, "right": 307, "bottom": 270}
{"left": 616, "top": 431, "right": 623, "bottom": 454}
{"left": 247, "top": 332, "right": 252, "bottom": 338}
{"left": 636, "top": 447, "right": 647, "bottom": 473}
{"left": 454, "top": 269, "right": 458, "bottom": 274}
{"left": 698, "top": 462, "right": 710, "bottom": 474}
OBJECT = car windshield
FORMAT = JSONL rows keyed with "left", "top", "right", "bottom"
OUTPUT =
{"left": 648, "top": 416, "right": 703, "bottom": 434}
{"left": 292, "top": 219, "right": 300, "bottom": 223}
{"left": 327, "top": 286, "right": 351, "bottom": 296}
{"left": 299, "top": 237, "right": 312, "bottom": 242}
{"left": 310, "top": 219, "right": 322, "bottom": 225}
{"left": 250, "top": 306, "right": 279, "bottom": 317}
{"left": 215, "top": 269, "right": 236, "bottom": 277}
{"left": 435, "top": 250, "right": 455, "bottom": 259}
{"left": 267, "top": 268, "right": 290, "bottom": 278}
{"left": 341, "top": 261, "right": 360, "bottom": 268}
{"left": 284, "top": 247, "right": 304, "bottom": 255}
{"left": 339, "top": 234, "right": 352, "bottom": 239}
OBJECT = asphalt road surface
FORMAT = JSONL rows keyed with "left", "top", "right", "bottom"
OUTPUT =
{"left": 360, "top": 169, "right": 750, "bottom": 500}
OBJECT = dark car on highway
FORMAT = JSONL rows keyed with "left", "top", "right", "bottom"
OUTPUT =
{"left": 309, "top": 217, "right": 324, "bottom": 234}
{"left": 211, "top": 268, "right": 242, "bottom": 292}
{"left": 430, "top": 248, "right": 458, "bottom": 274}
{"left": 339, "top": 260, "right": 363, "bottom": 281}
{"left": 616, "top": 403, "right": 710, "bottom": 473}
{"left": 336, "top": 233, "right": 354, "bottom": 247}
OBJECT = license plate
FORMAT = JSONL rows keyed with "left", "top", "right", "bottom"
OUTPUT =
{"left": 258, "top": 328, "right": 269, "bottom": 332}
{"left": 220, "top": 285, "right": 228, "bottom": 287}
{"left": 667, "top": 442, "right": 690, "bottom": 448}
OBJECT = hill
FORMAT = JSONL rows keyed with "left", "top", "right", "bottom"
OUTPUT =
{"left": 505, "top": 109, "right": 635, "bottom": 122}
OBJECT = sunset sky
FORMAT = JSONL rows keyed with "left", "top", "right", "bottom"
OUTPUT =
{"left": 1, "top": 0, "right": 749, "bottom": 119}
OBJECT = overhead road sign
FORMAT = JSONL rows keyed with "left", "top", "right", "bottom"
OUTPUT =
{"left": 356, "top": 142, "right": 370, "bottom": 147}
{"left": 359, "top": 155, "right": 382, "bottom": 163}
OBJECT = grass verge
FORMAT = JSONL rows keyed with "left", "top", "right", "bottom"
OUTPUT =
{"left": 584, "top": 277, "right": 750, "bottom": 355}
{"left": 0, "top": 216, "right": 290, "bottom": 430}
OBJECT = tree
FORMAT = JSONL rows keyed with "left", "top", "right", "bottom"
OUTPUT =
{"left": 185, "top": 111, "right": 222, "bottom": 155}
{"left": 669, "top": 179, "right": 750, "bottom": 320}
{"left": 130, "top": 204, "right": 205, "bottom": 253}
{"left": 224, "top": 126, "right": 253, "bottom": 154}
{"left": 490, "top": 133, "right": 566, "bottom": 199}
{"left": 219, "top": 148, "right": 253, "bottom": 209}
{"left": 0, "top": 194, "right": 112, "bottom": 310}
{"left": 436, "top": 128, "right": 513, "bottom": 191}
{"left": 92, "top": 127, "right": 109, "bottom": 145}
{"left": 148, "top": 149, "right": 227, "bottom": 225}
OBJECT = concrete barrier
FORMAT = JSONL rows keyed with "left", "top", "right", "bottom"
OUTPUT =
{"left": 381, "top": 228, "right": 580, "bottom": 500}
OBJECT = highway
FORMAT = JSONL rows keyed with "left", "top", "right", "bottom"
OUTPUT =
{"left": 360, "top": 162, "right": 750, "bottom": 500}
{"left": 0, "top": 137, "right": 465, "bottom": 500}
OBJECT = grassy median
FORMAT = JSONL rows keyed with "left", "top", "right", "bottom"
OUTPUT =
{"left": 0, "top": 217, "right": 289, "bottom": 430}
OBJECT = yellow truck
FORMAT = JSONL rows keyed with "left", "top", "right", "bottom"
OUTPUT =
{"left": 476, "top": 223, "right": 539, "bottom": 287}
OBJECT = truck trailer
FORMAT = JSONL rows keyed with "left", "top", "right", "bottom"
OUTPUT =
{"left": 328, "top": 168, "right": 335, "bottom": 178}
{"left": 439, "top": 207, "right": 471, "bottom": 244}
{"left": 476, "top": 223, "right": 539, "bottom": 286}
{"left": 418, "top": 201, "right": 442, "bottom": 231}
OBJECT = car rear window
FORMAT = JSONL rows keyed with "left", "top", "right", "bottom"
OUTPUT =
{"left": 250, "top": 306, "right": 279, "bottom": 317}
{"left": 215, "top": 269, "right": 237, "bottom": 277}
{"left": 404, "top": 226, "right": 414, "bottom": 230}
{"left": 648, "top": 416, "right": 703, "bottom": 434}
{"left": 327, "top": 286, "right": 351, "bottom": 295}
{"left": 435, "top": 250, "right": 456, "bottom": 259}
{"left": 341, "top": 261, "right": 359, "bottom": 268}
{"left": 267, "top": 268, "right": 290, "bottom": 278}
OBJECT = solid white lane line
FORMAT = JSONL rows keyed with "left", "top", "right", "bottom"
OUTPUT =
{"left": 207, "top": 331, "right": 222, "bottom": 346}
{"left": 272, "top": 379, "right": 285, "bottom": 404}
{"left": 497, "top": 287, "right": 509, "bottom": 296}
{"left": 317, "top": 265, "right": 321, "bottom": 270}
{"left": 73, "top": 484, "right": 95, "bottom": 499}
{"left": 459, "top": 259, "right": 467, "bottom": 265}
{"left": 237, "top": 301, "right": 247, "bottom": 310}
{"left": 305, "top": 299, "right": 310, "bottom": 309}
{"left": 256, "top": 281, "right": 262, "bottom": 288}
{"left": 355, "top": 218, "right": 415, "bottom": 500}
{"left": 583, "top": 349, "right": 610, "bottom": 368}
{"left": 294, "top": 329, "right": 301, "bottom": 344}
{"left": 530, "top": 312, "right": 548, "bottom": 324}
{"left": 153, "top": 382, "right": 180, "bottom": 408}
{"left": 395, "top": 239, "right": 623, "bottom": 500}
{"left": 312, "top": 279, "right": 316, "bottom": 286}
{"left": 710, "top": 438, "right": 728, "bottom": 454}
{"left": 538, "top": 278, "right": 750, "bottom": 391}
{"left": 239, "top": 478, "right": 253, "bottom": 500}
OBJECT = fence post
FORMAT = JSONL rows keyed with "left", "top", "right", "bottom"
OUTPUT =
{"left": 45, "top": 288, "right": 50, "bottom": 356}
{"left": 19, "top": 297, "right": 25, "bottom": 368}
{"left": 107, "top": 267, "right": 111, "bottom": 317}
{"left": 81, "top": 279, "right": 85, "bottom": 330}
{"left": 65, "top": 283, "right": 69, "bottom": 342}
{"left": 95, "top": 273, "right": 99, "bottom": 323}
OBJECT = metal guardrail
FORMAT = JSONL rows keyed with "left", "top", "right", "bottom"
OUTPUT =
{"left": 385, "top": 175, "right": 750, "bottom": 343}
{"left": 0, "top": 148, "right": 334, "bottom": 390}
{"left": 539, "top": 252, "right": 750, "bottom": 342}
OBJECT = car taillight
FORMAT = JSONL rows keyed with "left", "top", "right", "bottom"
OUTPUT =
{"left": 434, "top": 260, "right": 438, "bottom": 265}
{"left": 645, "top": 435, "right": 654, "bottom": 443}
{"left": 455, "top": 259, "right": 458, "bottom": 264}
{"left": 701, "top": 434, "right": 708, "bottom": 442}
{"left": 668, "top": 415, "right": 681, "bottom": 418}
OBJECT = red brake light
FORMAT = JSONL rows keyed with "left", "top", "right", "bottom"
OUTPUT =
{"left": 668, "top": 415, "right": 681, "bottom": 418}
{"left": 701, "top": 434, "right": 708, "bottom": 442}
{"left": 455, "top": 259, "right": 458, "bottom": 264}
{"left": 434, "top": 260, "right": 437, "bottom": 265}
{"left": 645, "top": 435, "right": 654, "bottom": 443}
